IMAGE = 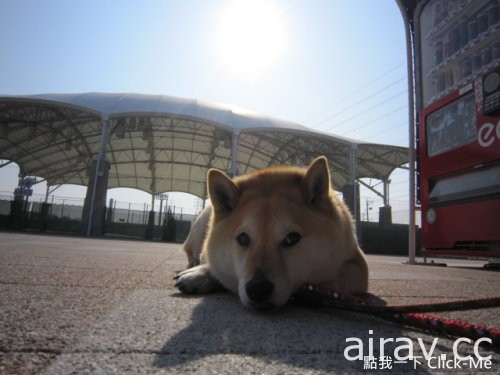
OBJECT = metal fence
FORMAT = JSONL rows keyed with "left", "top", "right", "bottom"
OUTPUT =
{"left": 106, "top": 199, "right": 196, "bottom": 225}
{"left": 0, "top": 193, "right": 197, "bottom": 242}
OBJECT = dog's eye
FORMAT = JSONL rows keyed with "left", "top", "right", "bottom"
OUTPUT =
{"left": 282, "top": 232, "right": 301, "bottom": 247}
{"left": 236, "top": 232, "right": 251, "bottom": 247}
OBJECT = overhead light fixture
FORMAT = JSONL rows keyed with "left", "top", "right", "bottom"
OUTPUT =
{"left": 115, "top": 119, "right": 126, "bottom": 138}
{"left": 128, "top": 117, "right": 136, "bottom": 130}
{"left": 142, "top": 128, "right": 152, "bottom": 140}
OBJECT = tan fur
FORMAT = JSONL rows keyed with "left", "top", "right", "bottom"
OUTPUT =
{"left": 175, "top": 157, "right": 369, "bottom": 309}
{"left": 182, "top": 205, "right": 211, "bottom": 268}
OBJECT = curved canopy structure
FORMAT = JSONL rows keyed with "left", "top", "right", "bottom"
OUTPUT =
{"left": 0, "top": 93, "right": 408, "bottom": 198}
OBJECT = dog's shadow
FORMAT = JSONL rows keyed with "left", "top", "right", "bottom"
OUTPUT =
{"left": 153, "top": 292, "right": 431, "bottom": 373}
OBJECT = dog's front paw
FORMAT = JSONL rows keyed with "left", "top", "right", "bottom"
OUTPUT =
{"left": 174, "top": 264, "right": 219, "bottom": 294}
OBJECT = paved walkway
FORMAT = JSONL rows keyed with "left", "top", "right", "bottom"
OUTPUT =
{"left": 0, "top": 232, "right": 498, "bottom": 374}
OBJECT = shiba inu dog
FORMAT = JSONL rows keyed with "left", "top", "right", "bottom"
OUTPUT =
{"left": 175, "top": 157, "right": 369, "bottom": 310}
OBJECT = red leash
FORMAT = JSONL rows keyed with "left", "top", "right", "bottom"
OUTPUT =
{"left": 294, "top": 284, "right": 500, "bottom": 346}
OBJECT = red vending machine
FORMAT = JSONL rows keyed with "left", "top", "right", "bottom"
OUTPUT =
{"left": 398, "top": 0, "right": 500, "bottom": 257}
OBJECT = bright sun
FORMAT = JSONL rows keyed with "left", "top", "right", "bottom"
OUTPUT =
{"left": 215, "top": 0, "right": 286, "bottom": 76}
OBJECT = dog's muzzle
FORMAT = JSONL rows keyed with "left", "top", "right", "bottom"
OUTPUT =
{"left": 245, "top": 273, "right": 274, "bottom": 307}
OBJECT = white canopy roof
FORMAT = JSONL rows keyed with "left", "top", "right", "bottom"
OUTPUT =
{"left": 0, "top": 92, "right": 408, "bottom": 197}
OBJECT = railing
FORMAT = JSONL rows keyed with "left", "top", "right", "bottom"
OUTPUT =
{"left": 0, "top": 195, "right": 196, "bottom": 242}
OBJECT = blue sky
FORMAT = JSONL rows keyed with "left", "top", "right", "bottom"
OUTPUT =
{"left": 0, "top": 0, "right": 410, "bottom": 220}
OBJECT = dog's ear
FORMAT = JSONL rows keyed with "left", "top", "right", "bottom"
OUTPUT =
{"left": 208, "top": 169, "right": 241, "bottom": 213}
{"left": 301, "top": 156, "right": 331, "bottom": 207}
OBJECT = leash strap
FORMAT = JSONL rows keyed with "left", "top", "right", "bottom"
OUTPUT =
{"left": 294, "top": 284, "right": 500, "bottom": 346}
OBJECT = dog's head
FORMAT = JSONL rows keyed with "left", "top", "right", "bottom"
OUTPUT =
{"left": 205, "top": 157, "right": 355, "bottom": 310}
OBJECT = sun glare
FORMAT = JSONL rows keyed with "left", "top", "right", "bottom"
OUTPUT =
{"left": 215, "top": 0, "right": 286, "bottom": 76}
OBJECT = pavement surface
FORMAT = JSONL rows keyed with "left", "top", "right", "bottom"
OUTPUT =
{"left": 0, "top": 232, "right": 499, "bottom": 374}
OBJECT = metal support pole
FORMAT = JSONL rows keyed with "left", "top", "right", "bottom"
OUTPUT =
{"left": 145, "top": 194, "right": 156, "bottom": 240}
{"left": 350, "top": 145, "right": 358, "bottom": 218}
{"left": 151, "top": 193, "right": 156, "bottom": 225}
{"left": 408, "top": 120, "right": 417, "bottom": 264}
{"left": 349, "top": 145, "right": 361, "bottom": 240}
{"left": 405, "top": 16, "right": 417, "bottom": 265}
{"left": 397, "top": 0, "right": 418, "bottom": 264}
{"left": 230, "top": 131, "right": 240, "bottom": 177}
{"left": 159, "top": 198, "right": 164, "bottom": 226}
{"left": 383, "top": 179, "right": 390, "bottom": 207}
{"left": 86, "top": 116, "right": 110, "bottom": 237}
{"left": 202, "top": 185, "right": 207, "bottom": 209}
{"left": 44, "top": 185, "right": 50, "bottom": 204}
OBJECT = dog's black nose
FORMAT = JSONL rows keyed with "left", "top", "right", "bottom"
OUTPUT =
{"left": 245, "top": 274, "right": 274, "bottom": 302}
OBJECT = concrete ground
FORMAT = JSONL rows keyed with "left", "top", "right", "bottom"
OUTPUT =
{"left": 0, "top": 232, "right": 498, "bottom": 374}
